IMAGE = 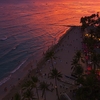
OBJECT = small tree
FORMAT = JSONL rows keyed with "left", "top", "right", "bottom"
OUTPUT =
{"left": 39, "top": 81, "right": 50, "bottom": 100}
{"left": 31, "top": 76, "right": 39, "bottom": 100}
{"left": 22, "top": 89, "right": 36, "bottom": 100}
{"left": 43, "top": 50, "right": 57, "bottom": 68}
{"left": 49, "top": 68, "right": 62, "bottom": 100}
{"left": 14, "top": 93, "right": 21, "bottom": 100}
{"left": 22, "top": 80, "right": 35, "bottom": 91}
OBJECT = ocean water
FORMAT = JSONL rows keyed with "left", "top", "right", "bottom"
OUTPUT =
{"left": 0, "top": 0, "right": 100, "bottom": 85}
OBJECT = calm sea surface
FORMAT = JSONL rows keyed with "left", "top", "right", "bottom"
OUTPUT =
{"left": 0, "top": 0, "right": 100, "bottom": 84}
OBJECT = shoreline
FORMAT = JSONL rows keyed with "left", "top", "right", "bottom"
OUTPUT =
{"left": 0, "top": 54, "right": 38, "bottom": 99}
{"left": 37, "top": 26, "right": 74, "bottom": 67}
{"left": 1, "top": 26, "right": 82, "bottom": 100}
{"left": 0, "top": 27, "right": 72, "bottom": 86}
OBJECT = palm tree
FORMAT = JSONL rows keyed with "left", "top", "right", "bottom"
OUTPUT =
{"left": 97, "top": 12, "right": 99, "bottom": 18}
{"left": 71, "top": 58, "right": 78, "bottom": 69}
{"left": 43, "top": 49, "right": 57, "bottom": 68}
{"left": 71, "top": 51, "right": 84, "bottom": 78}
{"left": 14, "top": 93, "right": 21, "bottom": 100}
{"left": 22, "top": 76, "right": 40, "bottom": 100}
{"left": 22, "top": 80, "right": 35, "bottom": 91}
{"left": 49, "top": 68, "right": 62, "bottom": 100}
{"left": 75, "top": 50, "right": 81, "bottom": 61}
{"left": 72, "top": 64, "right": 84, "bottom": 78}
{"left": 31, "top": 76, "right": 39, "bottom": 100}
{"left": 39, "top": 81, "right": 50, "bottom": 100}
{"left": 91, "top": 52, "right": 100, "bottom": 70}
{"left": 22, "top": 89, "right": 36, "bottom": 100}
{"left": 74, "top": 50, "right": 84, "bottom": 64}
{"left": 80, "top": 17, "right": 87, "bottom": 31}
{"left": 71, "top": 58, "right": 79, "bottom": 78}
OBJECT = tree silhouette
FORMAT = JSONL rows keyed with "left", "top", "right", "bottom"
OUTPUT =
{"left": 39, "top": 81, "right": 50, "bottom": 100}
{"left": 14, "top": 93, "right": 21, "bottom": 100}
{"left": 22, "top": 89, "right": 36, "bottom": 100}
{"left": 31, "top": 76, "right": 39, "bottom": 100}
{"left": 43, "top": 49, "right": 57, "bottom": 68}
{"left": 49, "top": 68, "right": 62, "bottom": 100}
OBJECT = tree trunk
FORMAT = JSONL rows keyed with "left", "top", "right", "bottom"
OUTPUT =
{"left": 36, "top": 87, "right": 39, "bottom": 100}
{"left": 51, "top": 58, "right": 54, "bottom": 68}
{"left": 55, "top": 78, "right": 60, "bottom": 100}
{"left": 45, "top": 91, "right": 46, "bottom": 100}
{"left": 42, "top": 89, "right": 45, "bottom": 98}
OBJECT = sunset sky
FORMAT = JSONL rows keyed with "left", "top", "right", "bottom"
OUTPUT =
{"left": 0, "top": 0, "right": 99, "bottom": 3}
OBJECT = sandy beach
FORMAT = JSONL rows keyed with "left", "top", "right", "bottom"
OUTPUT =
{"left": 1, "top": 26, "right": 83, "bottom": 100}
